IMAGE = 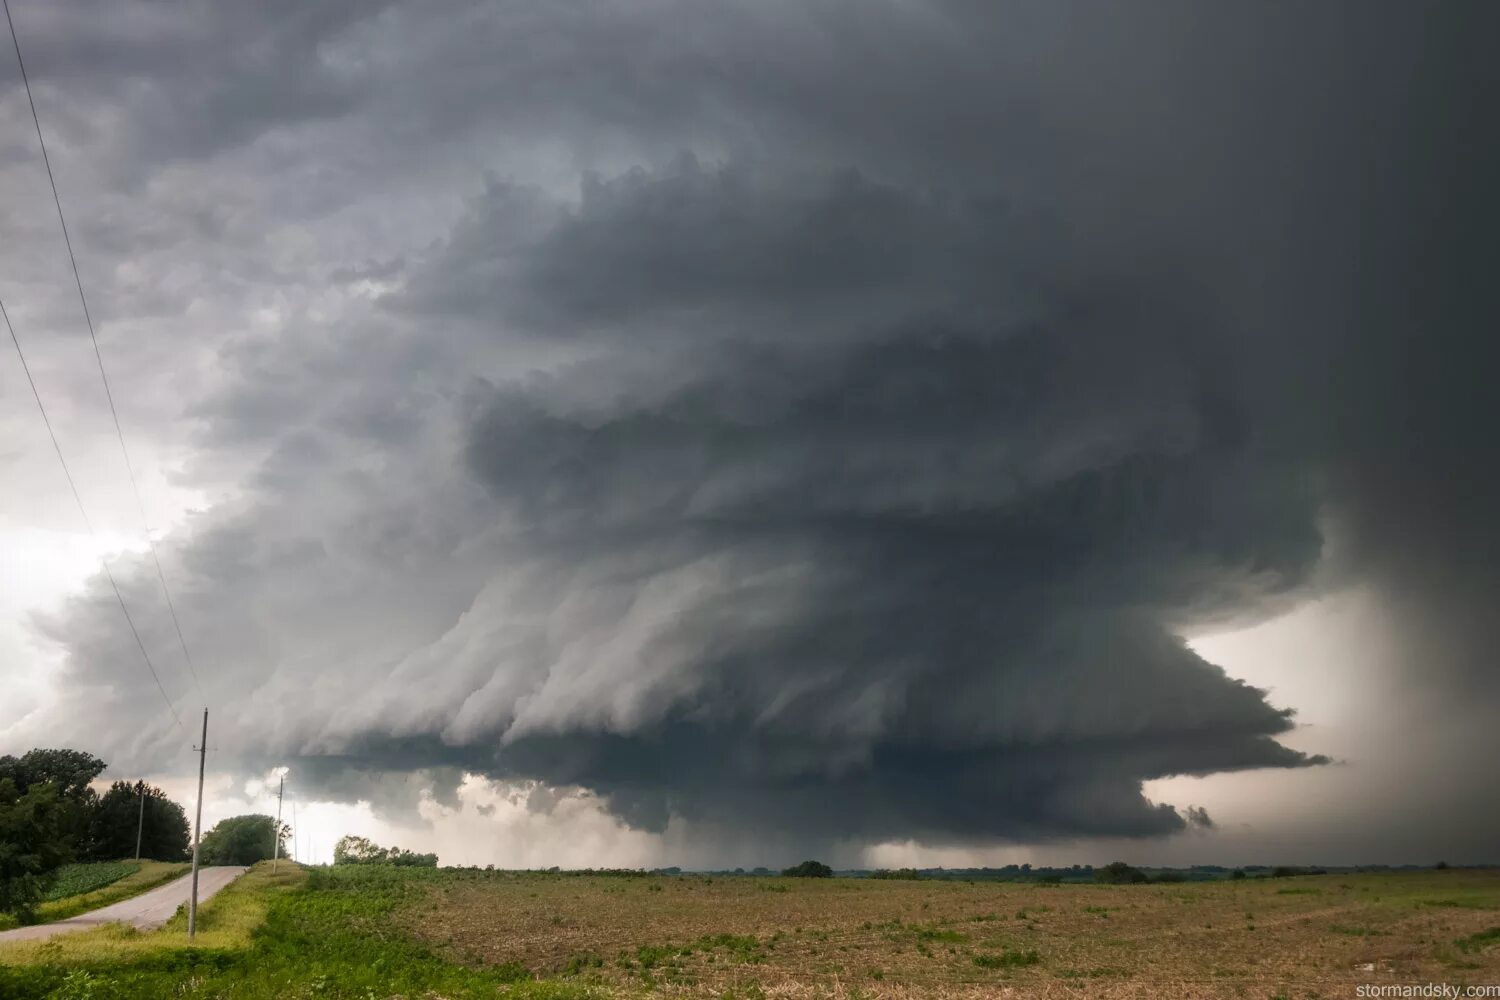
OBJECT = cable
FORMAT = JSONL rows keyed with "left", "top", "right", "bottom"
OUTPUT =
{"left": 4, "top": 0, "right": 205, "bottom": 703}
{"left": 1, "top": 297, "right": 187, "bottom": 736}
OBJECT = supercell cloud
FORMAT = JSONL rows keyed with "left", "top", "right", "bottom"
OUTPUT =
{"left": 2, "top": 0, "right": 1496, "bottom": 859}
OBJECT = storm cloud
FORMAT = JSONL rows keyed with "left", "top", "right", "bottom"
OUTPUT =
{"left": 3, "top": 0, "right": 1496, "bottom": 861}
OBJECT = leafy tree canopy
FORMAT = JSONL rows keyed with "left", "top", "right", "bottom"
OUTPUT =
{"left": 0, "top": 749, "right": 106, "bottom": 800}
{"left": 782, "top": 860, "right": 834, "bottom": 878}
{"left": 199, "top": 814, "right": 289, "bottom": 866}
{"left": 333, "top": 834, "right": 437, "bottom": 867}
{"left": 0, "top": 748, "right": 107, "bottom": 919}
{"left": 0, "top": 779, "right": 66, "bottom": 920}
{"left": 89, "top": 782, "right": 190, "bottom": 862}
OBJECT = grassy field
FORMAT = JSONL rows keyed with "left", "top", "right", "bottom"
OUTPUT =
{"left": 1, "top": 865, "right": 1497, "bottom": 998}
{"left": 0, "top": 861, "right": 190, "bottom": 931}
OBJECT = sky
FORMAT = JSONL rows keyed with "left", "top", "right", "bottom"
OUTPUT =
{"left": 1, "top": 0, "right": 1497, "bottom": 870}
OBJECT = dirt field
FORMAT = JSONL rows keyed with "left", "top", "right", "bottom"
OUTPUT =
{"left": 404, "top": 868, "right": 1500, "bottom": 999}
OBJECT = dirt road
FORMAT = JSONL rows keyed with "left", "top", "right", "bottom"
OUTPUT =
{"left": 0, "top": 867, "right": 247, "bottom": 943}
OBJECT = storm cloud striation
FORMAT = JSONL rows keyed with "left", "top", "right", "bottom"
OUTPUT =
{"left": 3, "top": 0, "right": 1496, "bottom": 860}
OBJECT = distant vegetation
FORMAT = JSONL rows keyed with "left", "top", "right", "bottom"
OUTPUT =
{"left": 781, "top": 860, "right": 833, "bottom": 878}
{"left": 199, "top": 814, "right": 290, "bottom": 866}
{"left": 1094, "top": 861, "right": 1149, "bottom": 884}
{"left": 868, "top": 867, "right": 925, "bottom": 880}
{"left": 333, "top": 834, "right": 438, "bottom": 867}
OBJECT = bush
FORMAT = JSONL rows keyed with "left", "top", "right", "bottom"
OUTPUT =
{"left": 868, "top": 868, "right": 924, "bottom": 880}
{"left": 1094, "top": 861, "right": 1148, "bottom": 884}
{"left": 781, "top": 860, "right": 833, "bottom": 878}
{"left": 1230, "top": 868, "right": 1247, "bottom": 880}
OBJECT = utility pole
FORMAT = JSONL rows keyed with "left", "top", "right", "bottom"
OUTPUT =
{"left": 272, "top": 773, "right": 284, "bottom": 874}
{"left": 134, "top": 781, "right": 146, "bottom": 861}
{"left": 188, "top": 707, "right": 207, "bottom": 938}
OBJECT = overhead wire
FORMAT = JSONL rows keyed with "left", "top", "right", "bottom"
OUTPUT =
{"left": 1, "top": 297, "right": 187, "bottom": 736}
{"left": 4, "top": 0, "right": 206, "bottom": 704}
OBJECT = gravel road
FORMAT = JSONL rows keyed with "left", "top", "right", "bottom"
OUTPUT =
{"left": 0, "top": 866, "right": 248, "bottom": 943}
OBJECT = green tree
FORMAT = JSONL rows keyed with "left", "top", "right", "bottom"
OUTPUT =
{"left": 332, "top": 835, "right": 387, "bottom": 865}
{"left": 388, "top": 848, "right": 438, "bottom": 867}
{"left": 89, "top": 782, "right": 190, "bottom": 861}
{"left": 0, "top": 748, "right": 106, "bottom": 919}
{"left": 0, "top": 779, "right": 66, "bottom": 920}
{"left": 1, "top": 749, "right": 105, "bottom": 856}
{"left": 333, "top": 835, "right": 437, "bottom": 867}
{"left": 198, "top": 814, "right": 288, "bottom": 866}
{"left": 781, "top": 860, "right": 833, "bottom": 878}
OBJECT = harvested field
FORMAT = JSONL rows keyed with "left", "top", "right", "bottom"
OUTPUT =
{"left": 403, "top": 868, "right": 1500, "bottom": 998}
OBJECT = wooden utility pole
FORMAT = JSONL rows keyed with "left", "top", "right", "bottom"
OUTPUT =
{"left": 272, "top": 773, "right": 284, "bottom": 874}
{"left": 188, "top": 708, "right": 207, "bottom": 937}
{"left": 134, "top": 781, "right": 146, "bottom": 861}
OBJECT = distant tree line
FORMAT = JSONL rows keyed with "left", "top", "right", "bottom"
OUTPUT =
{"left": 868, "top": 868, "right": 925, "bottom": 880}
{"left": 332, "top": 834, "right": 438, "bottom": 867}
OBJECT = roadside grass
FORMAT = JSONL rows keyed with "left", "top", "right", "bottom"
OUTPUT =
{"left": 0, "top": 863, "right": 594, "bottom": 1000}
{"left": 0, "top": 862, "right": 189, "bottom": 931}
{"left": 0, "top": 862, "right": 297, "bottom": 966}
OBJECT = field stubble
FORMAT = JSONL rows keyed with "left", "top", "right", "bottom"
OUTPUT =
{"left": 404, "top": 869, "right": 1500, "bottom": 999}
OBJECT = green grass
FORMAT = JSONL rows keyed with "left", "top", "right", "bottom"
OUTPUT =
{"left": 1457, "top": 926, "right": 1500, "bottom": 953}
{"left": 0, "top": 864, "right": 593, "bottom": 999}
{"left": 973, "top": 948, "right": 1041, "bottom": 968}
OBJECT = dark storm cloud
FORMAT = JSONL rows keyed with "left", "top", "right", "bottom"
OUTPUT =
{"left": 9, "top": 0, "right": 1497, "bottom": 857}
{"left": 396, "top": 161, "right": 1039, "bottom": 337}
{"left": 321, "top": 155, "right": 1325, "bottom": 842}
{"left": 4, "top": 0, "right": 380, "bottom": 166}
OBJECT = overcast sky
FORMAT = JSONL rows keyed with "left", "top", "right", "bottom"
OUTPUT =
{"left": 2, "top": 0, "right": 1496, "bottom": 869}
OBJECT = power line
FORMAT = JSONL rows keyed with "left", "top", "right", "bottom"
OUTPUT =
{"left": 1, "top": 296, "right": 186, "bottom": 736}
{"left": 4, "top": 0, "right": 205, "bottom": 703}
